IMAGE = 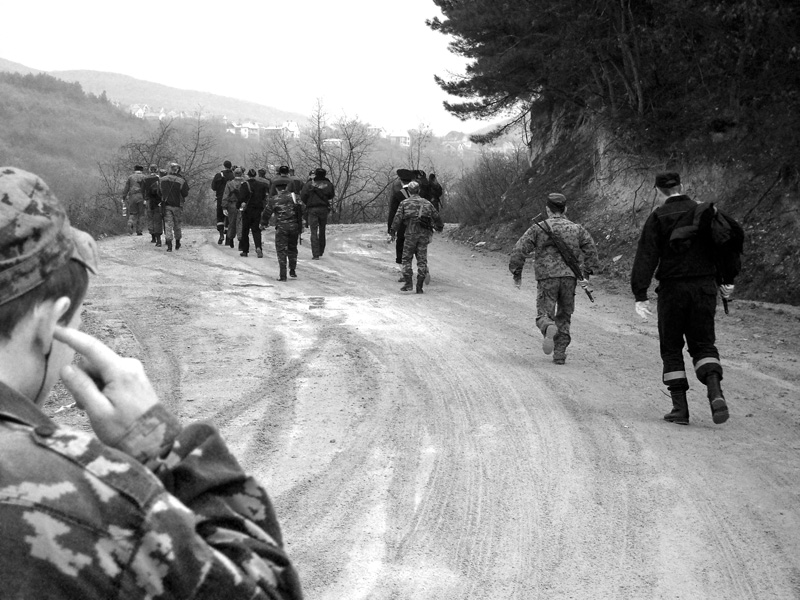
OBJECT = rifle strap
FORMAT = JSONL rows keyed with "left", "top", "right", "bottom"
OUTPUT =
{"left": 534, "top": 220, "right": 583, "bottom": 278}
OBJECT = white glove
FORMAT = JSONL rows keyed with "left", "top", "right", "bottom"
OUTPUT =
{"left": 719, "top": 284, "right": 734, "bottom": 300}
{"left": 223, "top": 209, "right": 228, "bottom": 217}
{"left": 635, "top": 300, "right": 654, "bottom": 320}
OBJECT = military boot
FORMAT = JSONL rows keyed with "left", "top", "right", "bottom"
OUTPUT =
{"left": 150, "top": 234, "right": 156, "bottom": 243}
{"left": 166, "top": 240, "right": 172, "bottom": 252}
{"left": 256, "top": 247, "right": 263, "bottom": 258}
{"left": 416, "top": 276, "right": 424, "bottom": 294}
{"left": 706, "top": 373, "right": 729, "bottom": 424}
{"left": 664, "top": 387, "right": 690, "bottom": 425}
{"left": 278, "top": 265, "right": 287, "bottom": 281}
{"left": 218, "top": 232, "right": 224, "bottom": 245}
{"left": 155, "top": 235, "right": 162, "bottom": 247}
{"left": 175, "top": 239, "right": 181, "bottom": 250}
{"left": 400, "top": 274, "right": 413, "bottom": 292}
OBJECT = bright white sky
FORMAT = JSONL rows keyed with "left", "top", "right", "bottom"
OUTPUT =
{"left": 1, "top": 0, "right": 493, "bottom": 135}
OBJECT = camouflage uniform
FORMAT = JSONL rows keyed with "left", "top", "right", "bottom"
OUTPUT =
{"left": 261, "top": 190, "right": 303, "bottom": 279}
{"left": 509, "top": 214, "right": 598, "bottom": 361}
{"left": 159, "top": 173, "right": 189, "bottom": 244}
{"left": 122, "top": 169, "right": 146, "bottom": 234}
{"left": 0, "top": 382, "right": 303, "bottom": 599}
{"left": 390, "top": 193, "right": 444, "bottom": 287}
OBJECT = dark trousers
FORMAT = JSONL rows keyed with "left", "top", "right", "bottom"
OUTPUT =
{"left": 216, "top": 200, "right": 226, "bottom": 234}
{"left": 239, "top": 211, "right": 262, "bottom": 253}
{"left": 657, "top": 277, "right": 722, "bottom": 390}
{"left": 395, "top": 224, "right": 406, "bottom": 264}
{"left": 308, "top": 208, "right": 328, "bottom": 257}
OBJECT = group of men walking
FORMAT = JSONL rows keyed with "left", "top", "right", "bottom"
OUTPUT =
{"left": 211, "top": 161, "right": 335, "bottom": 281}
{"left": 509, "top": 171, "right": 740, "bottom": 427}
{"left": 121, "top": 162, "right": 189, "bottom": 251}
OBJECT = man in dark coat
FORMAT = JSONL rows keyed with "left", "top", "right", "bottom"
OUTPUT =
{"left": 211, "top": 160, "right": 235, "bottom": 244}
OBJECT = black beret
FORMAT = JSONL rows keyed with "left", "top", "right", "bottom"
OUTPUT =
{"left": 655, "top": 172, "right": 681, "bottom": 188}
{"left": 547, "top": 193, "right": 567, "bottom": 210}
{"left": 396, "top": 168, "right": 414, "bottom": 182}
{"left": 223, "top": 160, "right": 232, "bottom": 169}
{"left": 314, "top": 168, "right": 327, "bottom": 178}
{"left": 278, "top": 165, "right": 290, "bottom": 175}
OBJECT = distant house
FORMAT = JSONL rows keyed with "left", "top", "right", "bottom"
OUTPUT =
{"left": 259, "top": 120, "right": 301, "bottom": 140}
{"left": 129, "top": 103, "right": 149, "bottom": 118}
{"left": 442, "top": 131, "right": 474, "bottom": 154}
{"left": 322, "top": 138, "right": 343, "bottom": 148}
{"left": 367, "top": 125, "right": 387, "bottom": 138}
{"left": 387, "top": 131, "right": 411, "bottom": 147}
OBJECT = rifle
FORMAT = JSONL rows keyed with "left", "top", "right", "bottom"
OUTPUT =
{"left": 532, "top": 213, "right": 594, "bottom": 302}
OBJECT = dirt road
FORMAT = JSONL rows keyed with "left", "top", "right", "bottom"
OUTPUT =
{"left": 48, "top": 224, "right": 800, "bottom": 599}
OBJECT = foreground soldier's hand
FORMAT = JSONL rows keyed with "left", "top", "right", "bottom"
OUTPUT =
{"left": 54, "top": 325, "right": 159, "bottom": 446}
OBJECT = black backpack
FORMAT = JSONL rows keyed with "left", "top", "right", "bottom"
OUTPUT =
{"left": 669, "top": 202, "right": 744, "bottom": 285}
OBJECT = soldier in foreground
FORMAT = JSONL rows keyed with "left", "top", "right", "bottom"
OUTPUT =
{"left": 389, "top": 180, "right": 444, "bottom": 294}
{"left": 0, "top": 167, "right": 303, "bottom": 599}
{"left": 121, "top": 164, "right": 146, "bottom": 236}
{"left": 508, "top": 193, "right": 599, "bottom": 364}
{"left": 159, "top": 162, "right": 189, "bottom": 252}
{"left": 261, "top": 179, "right": 304, "bottom": 281}
{"left": 631, "top": 172, "right": 731, "bottom": 425}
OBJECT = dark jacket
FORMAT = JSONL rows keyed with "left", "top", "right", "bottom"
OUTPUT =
{"left": 631, "top": 195, "right": 718, "bottom": 301}
{"left": 244, "top": 177, "right": 268, "bottom": 215}
{"left": 142, "top": 173, "right": 161, "bottom": 210}
{"left": 388, "top": 187, "right": 410, "bottom": 233}
{"left": 269, "top": 176, "right": 303, "bottom": 197}
{"left": 300, "top": 177, "right": 335, "bottom": 210}
{"left": 211, "top": 169, "right": 234, "bottom": 202}
{"left": 159, "top": 174, "right": 189, "bottom": 208}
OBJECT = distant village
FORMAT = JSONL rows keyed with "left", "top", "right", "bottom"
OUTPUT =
{"left": 127, "top": 103, "right": 518, "bottom": 156}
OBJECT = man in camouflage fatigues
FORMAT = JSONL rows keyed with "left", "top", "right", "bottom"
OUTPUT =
{"left": 509, "top": 193, "right": 599, "bottom": 364}
{"left": 223, "top": 167, "right": 246, "bottom": 248}
{"left": 159, "top": 163, "right": 189, "bottom": 252}
{"left": 0, "top": 166, "right": 303, "bottom": 599}
{"left": 261, "top": 180, "right": 304, "bottom": 281}
{"left": 122, "top": 164, "right": 146, "bottom": 235}
{"left": 390, "top": 180, "right": 444, "bottom": 294}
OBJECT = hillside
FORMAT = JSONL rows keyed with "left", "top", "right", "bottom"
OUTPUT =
{"left": 52, "top": 69, "right": 306, "bottom": 125}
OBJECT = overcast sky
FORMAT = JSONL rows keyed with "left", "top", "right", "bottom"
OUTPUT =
{"left": 1, "top": 0, "right": 494, "bottom": 135}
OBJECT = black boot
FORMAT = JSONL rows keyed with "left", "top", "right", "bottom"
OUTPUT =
{"left": 664, "top": 388, "right": 690, "bottom": 425}
{"left": 289, "top": 268, "right": 297, "bottom": 278}
{"left": 175, "top": 239, "right": 181, "bottom": 250}
{"left": 218, "top": 232, "right": 224, "bottom": 245}
{"left": 278, "top": 265, "right": 287, "bottom": 281}
{"left": 400, "top": 274, "right": 413, "bottom": 292}
{"left": 706, "top": 373, "right": 729, "bottom": 424}
{"left": 155, "top": 236, "right": 162, "bottom": 247}
{"left": 166, "top": 240, "right": 172, "bottom": 252}
{"left": 256, "top": 247, "right": 263, "bottom": 258}
{"left": 416, "top": 277, "right": 424, "bottom": 294}
{"left": 150, "top": 234, "right": 156, "bottom": 243}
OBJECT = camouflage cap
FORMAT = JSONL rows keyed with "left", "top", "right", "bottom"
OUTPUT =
{"left": 0, "top": 167, "right": 98, "bottom": 306}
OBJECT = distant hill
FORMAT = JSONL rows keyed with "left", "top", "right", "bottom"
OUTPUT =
{"left": 0, "top": 58, "right": 305, "bottom": 125}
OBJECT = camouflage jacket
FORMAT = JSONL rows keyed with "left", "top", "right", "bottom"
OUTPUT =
{"left": 0, "top": 381, "right": 303, "bottom": 599}
{"left": 390, "top": 195, "right": 444, "bottom": 238}
{"left": 261, "top": 192, "right": 303, "bottom": 232}
{"left": 122, "top": 171, "right": 146, "bottom": 203}
{"left": 508, "top": 215, "right": 599, "bottom": 280}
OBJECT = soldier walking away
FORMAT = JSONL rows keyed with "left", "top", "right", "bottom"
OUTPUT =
{"left": 122, "top": 164, "right": 146, "bottom": 235}
{"left": 388, "top": 169, "right": 415, "bottom": 274}
{"left": 261, "top": 180, "right": 304, "bottom": 281}
{"left": 300, "top": 167, "right": 335, "bottom": 259}
{"left": 390, "top": 180, "right": 444, "bottom": 294}
{"left": 0, "top": 166, "right": 303, "bottom": 599}
{"left": 508, "top": 193, "right": 599, "bottom": 365}
{"left": 631, "top": 172, "right": 732, "bottom": 426}
{"left": 142, "top": 164, "right": 162, "bottom": 246}
{"left": 212, "top": 160, "right": 235, "bottom": 244}
{"left": 429, "top": 173, "right": 444, "bottom": 212}
{"left": 240, "top": 168, "right": 267, "bottom": 258}
{"left": 223, "top": 167, "right": 246, "bottom": 249}
{"left": 159, "top": 163, "right": 189, "bottom": 252}
{"left": 269, "top": 165, "right": 304, "bottom": 197}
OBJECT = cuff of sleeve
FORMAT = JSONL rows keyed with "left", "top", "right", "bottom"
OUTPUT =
{"left": 112, "top": 404, "right": 182, "bottom": 465}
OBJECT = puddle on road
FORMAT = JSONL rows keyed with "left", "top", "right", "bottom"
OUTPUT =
{"left": 309, "top": 296, "right": 326, "bottom": 309}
